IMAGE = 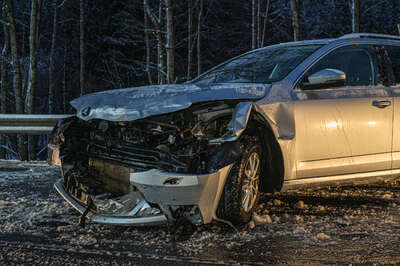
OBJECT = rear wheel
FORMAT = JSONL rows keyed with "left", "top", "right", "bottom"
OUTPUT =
{"left": 217, "top": 135, "right": 263, "bottom": 224}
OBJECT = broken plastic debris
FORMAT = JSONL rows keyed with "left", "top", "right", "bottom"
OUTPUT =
{"left": 92, "top": 192, "right": 160, "bottom": 217}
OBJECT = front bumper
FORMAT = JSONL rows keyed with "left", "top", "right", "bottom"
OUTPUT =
{"left": 54, "top": 179, "right": 168, "bottom": 226}
{"left": 54, "top": 164, "right": 233, "bottom": 226}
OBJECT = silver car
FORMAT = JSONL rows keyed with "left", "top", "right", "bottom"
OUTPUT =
{"left": 49, "top": 33, "right": 400, "bottom": 226}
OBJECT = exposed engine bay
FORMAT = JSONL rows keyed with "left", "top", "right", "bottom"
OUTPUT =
{"left": 50, "top": 100, "right": 251, "bottom": 226}
{"left": 85, "top": 101, "right": 234, "bottom": 173}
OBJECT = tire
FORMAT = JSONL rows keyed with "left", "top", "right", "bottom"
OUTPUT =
{"left": 216, "top": 135, "right": 263, "bottom": 224}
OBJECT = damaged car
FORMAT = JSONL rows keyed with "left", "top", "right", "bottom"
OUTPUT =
{"left": 49, "top": 33, "right": 400, "bottom": 226}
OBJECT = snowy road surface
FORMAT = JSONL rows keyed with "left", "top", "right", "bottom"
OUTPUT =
{"left": 1, "top": 161, "right": 400, "bottom": 265}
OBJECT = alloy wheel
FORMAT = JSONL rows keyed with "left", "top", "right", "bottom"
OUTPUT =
{"left": 241, "top": 151, "right": 260, "bottom": 212}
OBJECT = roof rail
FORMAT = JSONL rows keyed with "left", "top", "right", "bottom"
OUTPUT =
{"left": 340, "top": 33, "right": 400, "bottom": 41}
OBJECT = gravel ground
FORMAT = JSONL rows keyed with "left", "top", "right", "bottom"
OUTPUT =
{"left": 1, "top": 160, "right": 400, "bottom": 265}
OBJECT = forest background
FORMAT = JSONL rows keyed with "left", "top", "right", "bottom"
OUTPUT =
{"left": 0, "top": 0, "right": 398, "bottom": 160}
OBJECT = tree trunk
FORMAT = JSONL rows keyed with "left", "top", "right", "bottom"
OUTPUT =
{"left": 352, "top": 0, "right": 360, "bottom": 33}
{"left": 290, "top": 0, "right": 300, "bottom": 41}
{"left": 0, "top": 7, "right": 10, "bottom": 159}
{"left": 197, "top": 0, "right": 203, "bottom": 76}
{"left": 187, "top": 0, "right": 192, "bottom": 80}
{"left": 26, "top": 0, "right": 42, "bottom": 161}
{"left": 144, "top": 0, "right": 166, "bottom": 84}
{"left": 5, "top": 0, "right": 23, "bottom": 114}
{"left": 158, "top": 1, "right": 166, "bottom": 84}
{"left": 63, "top": 43, "right": 67, "bottom": 114}
{"left": 21, "top": 18, "right": 26, "bottom": 103}
{"left": 5, "top": 0, "right": 27, "bottom": 160}
{"left": 49, "top": 0, "right": 58, "bottom": 114}
{"left": 80, "top": 0, "right": 85, "bottom": 95}
{"left": 165, "top": 0, "right": 174, "bottom": 83}
{"left": 261, "top": 0, "right": 270, "bottom": 47}
{"left": 257, "top": 0, "right": 261, "bottom": 48}
{"left": 251, "top": 0, "right": 256, "bottom": 49}
{"left": 143, "top": 0, "right": 153, "bottom": 85}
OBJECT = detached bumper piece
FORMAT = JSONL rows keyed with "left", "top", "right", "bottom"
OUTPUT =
{"left": 54, "top": 179, "right": 168, "bottom": 226}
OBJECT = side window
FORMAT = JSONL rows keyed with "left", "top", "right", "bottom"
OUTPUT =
{"left": 385, "top": 45, "right": 400, "bottom": 86}
{"left": 300, "top": 45, "right": 379, "bottom": 90}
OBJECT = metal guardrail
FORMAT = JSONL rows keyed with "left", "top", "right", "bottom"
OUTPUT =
{"left": 0, "top": 114, "right": 72, "bottom": 134}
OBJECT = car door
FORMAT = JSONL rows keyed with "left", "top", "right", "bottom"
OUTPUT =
{"left": 385, "top": 44, "right": 400, "bottom": 170}
{"left": 294, "top": 44, "right": 393, "bottom": 178}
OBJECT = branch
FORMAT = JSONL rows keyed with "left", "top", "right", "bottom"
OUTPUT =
{"left": 57, "top": 0, "right": 68, "bottom": 8}
{"left": 144, "top": 0, "right": 160, "bottom": 29}
{"left": 0, "top": 19, "right": 10, "bottom": 27}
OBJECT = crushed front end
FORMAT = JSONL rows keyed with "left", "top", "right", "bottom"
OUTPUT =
{"left": 49, "top": 101, "right": 250, "bottom": 226}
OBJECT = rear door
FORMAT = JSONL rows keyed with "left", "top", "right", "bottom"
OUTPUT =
{"left": 294, "top": 44, "right": 393, "bottom": 178}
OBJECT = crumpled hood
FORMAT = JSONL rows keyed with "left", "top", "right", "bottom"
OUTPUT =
{"left": 71, "top": 83, "right": 270, "bottom": 121}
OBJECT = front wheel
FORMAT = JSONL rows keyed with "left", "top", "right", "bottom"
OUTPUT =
{"left": 217, "top": 136, "right": 263, "bottom": 224}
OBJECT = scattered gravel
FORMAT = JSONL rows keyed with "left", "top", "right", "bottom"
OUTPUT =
{"left": 1, "top": 161, "right": 400, "bottom": 265}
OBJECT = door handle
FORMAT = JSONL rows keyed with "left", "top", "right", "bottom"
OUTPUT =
{"left": 372, "top": 100, "right": 391, "bottom": 109}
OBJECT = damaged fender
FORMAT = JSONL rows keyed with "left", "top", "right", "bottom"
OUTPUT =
{"left": 209, "top": 102, "right": 254, "bottom": 144}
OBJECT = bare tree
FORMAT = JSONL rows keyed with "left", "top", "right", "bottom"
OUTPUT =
{"left": 63, "top": 43, "right": 67, "bottom": 114}
{"left": 261, "top": 0, "right": 270, "bottom": 47}
{"left": 158, "top": 1, "right": 165, "bottom": 84}
{"left": 4, "top": 0, "right": 26, "bottom": 159}
{"left": 25, "top": 0, "right": 42, "bottom": 160}
{"left": 197, "top": 0, "right": 203, "bottom": 76}
{"left": 4, "top": 0, "right": 23, "bottom": 114}
{"left": 21, "top": 16, "right": 27, "bottom": 102}
{"left": 165, "top": 0, "right": 174, "bottom": 83}
{"left": 187, "top": 0, "right": 192, "bottom": 80}
{"left": 80, "top": 0, "right": 85, "bottom": 95}
{"left": 143, "top": 0, "right": 153, "bottom": 85}
{"left": 257, "top": 0, "right": 261, "bottom": 47}
{"left": 49, "top": 0, "right": 59, "bottom": 113}
{"left": 0, "top": 4, "right": 10, "bottom": 159}
{"left": 251, "top": 0, "right": 256, "bottom": 49}
{"left": 252, "top": 0, "right": 264, "bottom": 48}
{"left": 352, "top": 0, "right": 360, "bottom": 33}
{"left": 144, "top": 0, "right": 166, "bottom": 84}
{"left": 290, "top": 0, "right": 300, "bottom": 41}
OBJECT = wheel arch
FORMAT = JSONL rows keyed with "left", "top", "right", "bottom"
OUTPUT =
{"left": 246, "top": 110, "right": 285, "bottom": 193}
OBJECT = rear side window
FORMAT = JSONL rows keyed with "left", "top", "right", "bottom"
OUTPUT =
{"left": 385, "top": 45, "right": 400, "bottom": 85}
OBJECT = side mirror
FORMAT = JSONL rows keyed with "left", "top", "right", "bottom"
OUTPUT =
{"left": 302, "top": 68, "right": 346, "bottom": 90}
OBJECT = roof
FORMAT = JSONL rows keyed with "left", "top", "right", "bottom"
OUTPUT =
{"left": 273, "top": 33, "right": 400, "bottom": 48}
{"left": 339, "top": 33, "right": 400, "bottom": 41}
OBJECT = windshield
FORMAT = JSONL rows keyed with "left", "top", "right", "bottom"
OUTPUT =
{"left": 193, "top": 45, "right": 322, "bottom": 85}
